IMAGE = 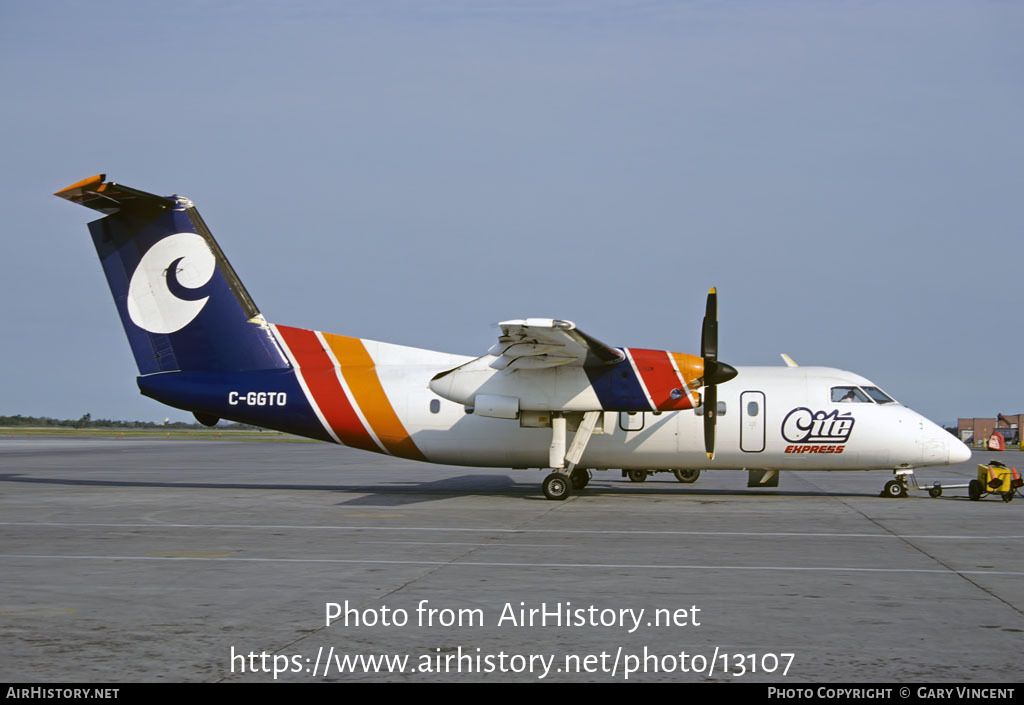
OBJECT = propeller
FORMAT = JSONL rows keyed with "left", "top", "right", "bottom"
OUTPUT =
{"left": 701, "top": 287, "right": 738, "bottom": 460}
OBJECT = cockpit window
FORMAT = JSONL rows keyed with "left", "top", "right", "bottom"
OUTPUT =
{"left": 861, "top": 386, "right": 896, "bottom": 404}
{"left": 831, "top": 386, "right": 872, "bottom": 403}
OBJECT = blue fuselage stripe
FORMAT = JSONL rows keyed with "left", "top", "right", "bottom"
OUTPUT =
{"left": 585, "top": 358, "right": 650, "bottom": 412}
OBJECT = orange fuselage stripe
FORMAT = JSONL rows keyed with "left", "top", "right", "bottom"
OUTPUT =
{"left": 275, "top": 325, "right": 380, "bottom": 453}
{"left": 321, "top": 333, "right": 427, "bottom": 462}
{"left": 670, "top": 352, "right": 704, "bottom": 389}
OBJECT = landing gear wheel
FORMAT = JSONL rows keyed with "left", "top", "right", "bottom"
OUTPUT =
{"left": 928, "top": 486, "right": 942, "bottom": 498}
{"left": 627, "top": 470, "right": 648, "bottom": 483}
{"left": 570, "top": 468, "right": 591, "bottom": 490}
{"left": 673, "top": 469, "right": 701, "bottom": 484}
{"left": 884, "top": 480, "right": 906, "bottom": 498}
{"left": 542, "top": 473, "right": 572, "bottom": 501}
{"left": 968, "top": 479, "right": 983, "bottom": 501}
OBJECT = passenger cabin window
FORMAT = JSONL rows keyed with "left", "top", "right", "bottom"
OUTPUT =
{"left": 747, "top": 401, "right": 759, "bottom": 417}
{"left": 862, "top": 386, "right": 896, "bottom": 404}
{"left": 429, "top": 399, "right": 441, "bottom": 414}
{"left": 697, "top": 401, "right": 727, "bottom": 416}
{"left": 831, "top": 386, "right": 872, "bottom": 403}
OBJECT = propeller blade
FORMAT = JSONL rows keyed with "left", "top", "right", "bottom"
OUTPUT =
{"left": 704, "top": 382, "right": 717, "bottom": 459}
{"left": 699, "top": 286, "right": 735, "bottom": 460}
{"left": 701, "top": 287, "right": 717, "bottom": 363}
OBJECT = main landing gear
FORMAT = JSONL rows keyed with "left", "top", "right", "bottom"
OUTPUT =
{"left": 542, "top": 472, "right": 571, "bottom": 501}
{"left": 540, "top": 410, "right": 602, "bottom": 500}
{"left": 542, "top": 468, "right": 591, "bottom": 500}
{"left": 571, "top": 468, "right": 591, "bottom": 490}
{"left": 674, "top": 468, "right": 701, "bottom": 484}
{"left": 544, "top": 467, "right": 593, "bottom": 502}
{"left": 622, "top": 469, "right": 701, "bottom": 483}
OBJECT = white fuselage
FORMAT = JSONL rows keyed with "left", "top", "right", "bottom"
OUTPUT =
{"left": 367, "top": 342, "right": 968, "bottom": 472}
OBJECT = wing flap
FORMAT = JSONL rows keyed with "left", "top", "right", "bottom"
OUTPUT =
{"left": 490, "top": 319, "right": 624, "bottom": 371}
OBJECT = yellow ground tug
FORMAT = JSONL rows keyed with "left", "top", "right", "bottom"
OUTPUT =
{"left": 969, "top": 461, "right": 1023, "bottom": 502}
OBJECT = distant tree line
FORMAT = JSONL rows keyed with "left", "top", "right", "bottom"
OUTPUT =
{"left": 0, "top": 413, "right": 262, "bottom": 430}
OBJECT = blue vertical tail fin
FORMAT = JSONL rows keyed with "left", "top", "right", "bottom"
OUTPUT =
{"left": 56, "top": 174, "right": 289, "bottom": 375}
{"left": 56, "top": 175, "right": 334, "bottom": 439}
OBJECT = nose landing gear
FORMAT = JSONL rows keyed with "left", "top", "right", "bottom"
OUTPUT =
{"left": 883, "top": 479, "right": 907, "bottom": 498}
{"left": 882, "top": 468, "right": 972, "bottom": 499}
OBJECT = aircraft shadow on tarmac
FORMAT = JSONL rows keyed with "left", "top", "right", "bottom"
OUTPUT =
{"left": 0, "top": 472, "right": 946, "bottom": 506}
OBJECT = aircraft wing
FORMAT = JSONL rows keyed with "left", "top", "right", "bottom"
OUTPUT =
{"left": 487, "top": 319, "right": 624, "bottom": 371}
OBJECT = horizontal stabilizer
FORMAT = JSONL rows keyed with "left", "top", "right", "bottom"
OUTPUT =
{"left": 55, "top": 174, "right": 177, "bottom": 215}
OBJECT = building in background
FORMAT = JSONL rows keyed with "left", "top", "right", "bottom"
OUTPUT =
{"left": 958, "top": 414, "right": 1022, "bottom": 445}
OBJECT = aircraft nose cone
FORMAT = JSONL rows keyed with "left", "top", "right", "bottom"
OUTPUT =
{"left": 948, "top": 436, "right": 972, "bottom": 465}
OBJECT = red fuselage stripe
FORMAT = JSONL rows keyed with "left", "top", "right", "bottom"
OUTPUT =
{"left": 275, "top": 325, "right": 380, "bottom": 453}
{"left": 627, "top": 348, "right": 694, "bottom": 411}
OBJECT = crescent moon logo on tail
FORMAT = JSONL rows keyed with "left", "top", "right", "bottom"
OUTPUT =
{"left": 127, "top": 232, "right": 216, "bottom": 334}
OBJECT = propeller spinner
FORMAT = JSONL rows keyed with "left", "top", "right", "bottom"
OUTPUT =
{"left": 701, "top": 287, "right": 738, "bottom": 459}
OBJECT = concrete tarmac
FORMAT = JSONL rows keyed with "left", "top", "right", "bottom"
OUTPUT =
{"left": 1, "top": 436, "right": 1021, "bottom": 683}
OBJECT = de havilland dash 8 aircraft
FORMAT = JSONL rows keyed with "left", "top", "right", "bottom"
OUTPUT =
{"left": 55, "top": 175, "right": 971, "bottom": 500}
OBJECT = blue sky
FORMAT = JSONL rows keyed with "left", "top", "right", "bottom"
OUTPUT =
{"left": 2, "top": 1, "right": 1022, "bottom": 426}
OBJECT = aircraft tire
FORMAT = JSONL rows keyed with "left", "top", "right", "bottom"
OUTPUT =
{"left": 570, "top": 468, "right": 590, "bottom": 490}
{"left": 968, "top": 480, "right": 983, "bottom": 501}
{"left": 543, "top": 473, "right": 572, "bottom": 501}
{"left": 883, "top": 480, "right": 905, "bottom": 498}
{"left": 673, "top": 469, "right": 701, "bottom": 484}
{"left": 627, "top": 470, "right": 648, "bottom": 483}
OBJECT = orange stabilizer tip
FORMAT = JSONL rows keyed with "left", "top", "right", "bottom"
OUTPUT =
{"left": 54, "top": 174, "right": 106, "bottom": 197}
